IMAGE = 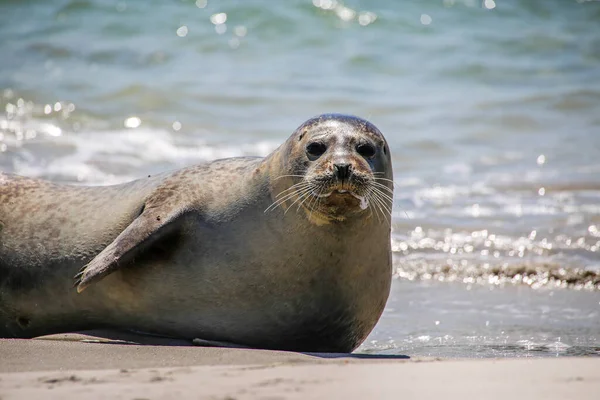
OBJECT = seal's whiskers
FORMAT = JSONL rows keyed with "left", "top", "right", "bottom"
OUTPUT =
{"left": 373, "top": 176, "right": 397, "bottom": 187}
{"left": 366, "top": 185, "right": 392, "bottom": 225}
{"left": 365, "top": 190, "right": 384, "bottom": 224}
{"left": 372, "top": 187, "right": 393, "bottom": 214}
{"left": 299, "top": 181, "right": 326, "bottom": 216}
{"left": 370, "top": 180, "right": 394, "bottom": 195}
{"left": 306, "top": 184, "right": 324, "bottom": 221}
{"left": 370, "top": 185, "right": 394, "bottom": 205}
{"left": 284, "top": 185, "right": 315, "bottom": 215}
{"left": 274, "top": 181, "right": 311, "bottom": 199}
{"left": 373, "top": 176, "right": 410, "bottom": 219}
{"left": 265, "top": 181, "right": 312, "bottom": 213}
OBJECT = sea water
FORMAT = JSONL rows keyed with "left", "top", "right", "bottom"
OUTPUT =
{"left": 1, "top": 0, "right": 598, "bottom": 357}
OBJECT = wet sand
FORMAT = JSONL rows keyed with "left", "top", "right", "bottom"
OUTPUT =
{"left": 0, "top": 333, "right": 598, "bottom": 399}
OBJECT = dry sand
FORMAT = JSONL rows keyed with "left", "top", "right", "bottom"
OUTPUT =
{"left": 0, "top": 332, "right": 598, "bottom": 399}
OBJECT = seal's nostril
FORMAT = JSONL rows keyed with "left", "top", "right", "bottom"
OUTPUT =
{"left": 334, "top": 163, "right": 351, "bottom": 180}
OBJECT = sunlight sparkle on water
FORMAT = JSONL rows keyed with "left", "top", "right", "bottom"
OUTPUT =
{"left": 124, "top": 117, "right": 141, "bottom": 128}
{"left": 5, "top": 103, "right": 15, "bottom": 115}
{"left": 313, "top": 0, "right": 378, "bottom": 26}
{"left": 358, "top": 12, "right": 377, "bottom": 26}
{"left": 484, "top": 0, "right": 497, "bottom": 10}
{"left": 44, "top": 123, "right": 62, "bottom": 137}
{"left": 420, "top": 14, "right": 432, "bottom": 25}
{"left": 176, "top": 26, "right": 188, "bottom": 37}
{"left": 313, "top": 0, "right": 337, "bottom": 10}
{"left": 335, "top": 6, "right": 356, "bottom": 21}
{"left": 536, "top": 154, "right": 546, "bottom": 165}
{"left": 210, "top": 13, "right": 227, "bottom": 25}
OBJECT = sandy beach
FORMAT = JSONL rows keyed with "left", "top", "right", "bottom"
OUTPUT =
{"left": 1, "top": 333, "right": 598, "bottom": 399}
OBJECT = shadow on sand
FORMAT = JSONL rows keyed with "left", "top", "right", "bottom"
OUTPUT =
{"left": 36, "top": 329, "right": 410, "bottom": 360}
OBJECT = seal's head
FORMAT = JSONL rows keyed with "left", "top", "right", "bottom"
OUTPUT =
{"left": 269, "top": 114, "right": 393, "bottom": 224}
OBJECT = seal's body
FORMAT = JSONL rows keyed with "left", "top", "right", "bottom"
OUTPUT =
{"left": 0, "top": 114, "right": 393, "bottom": 352}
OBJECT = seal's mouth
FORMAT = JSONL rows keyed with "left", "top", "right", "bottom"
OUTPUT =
{"left": 313, "top": 189, "right": 369, "bottom": 210}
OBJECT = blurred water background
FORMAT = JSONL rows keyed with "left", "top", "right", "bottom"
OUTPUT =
{"left": 1, "top": 0, "right": 599, "bottom": 357}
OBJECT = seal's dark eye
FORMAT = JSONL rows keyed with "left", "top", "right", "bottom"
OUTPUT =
{"left": 306, "top": 142, "right": 327, "bottom": 158}
{"left": 356, "top": 143, "right": 376, "bottom": 158}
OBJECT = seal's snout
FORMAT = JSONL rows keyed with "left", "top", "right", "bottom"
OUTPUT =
{"left": 334, "top": 163, "right": 351, "bottom": 181}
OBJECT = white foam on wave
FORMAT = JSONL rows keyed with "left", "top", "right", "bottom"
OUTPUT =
{"left": 7, "top": 123, "right": 280, "bottom": 184}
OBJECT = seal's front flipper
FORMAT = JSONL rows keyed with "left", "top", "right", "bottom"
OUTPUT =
{"left": 74, "top": 203, "right": 193, "bottom": 293}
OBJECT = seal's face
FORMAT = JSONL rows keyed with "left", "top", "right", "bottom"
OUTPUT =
{"left": 270, "top": 114, "right": 393, "bottom": 224}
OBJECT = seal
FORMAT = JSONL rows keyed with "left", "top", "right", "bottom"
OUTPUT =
{"left": 0, "top": 113, "right": 394, "bottom": 352}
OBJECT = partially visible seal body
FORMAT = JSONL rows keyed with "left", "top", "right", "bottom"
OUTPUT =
{"left": 0, "top": 114, "right": 394, "bottom": 352}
